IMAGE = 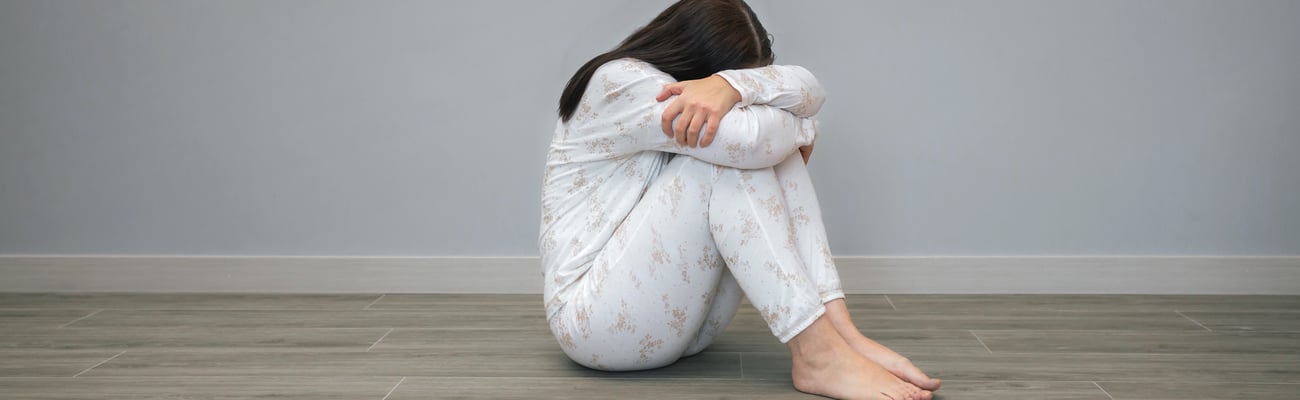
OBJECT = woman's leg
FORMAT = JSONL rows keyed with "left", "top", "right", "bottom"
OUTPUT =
{"left": 769, "top": 154, "right": 844, "bottom": 304}
{"left": 681, "top": 269, "right": 743, "bottom": 357}
{"left": 770, "top": 155, "right": 942, "bottom": 391}
{"left": 548, "top": 155, "right": 739, "bottom": 371}
{"left": 550, "top": 154, "right": 931, "bottom": 399}
{"left": 706, "top": 154, "right": 931, "bottom": 400}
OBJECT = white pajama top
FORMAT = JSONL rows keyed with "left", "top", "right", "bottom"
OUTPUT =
{"left": 539, "top": 58, "right": 827, "bottom": 321}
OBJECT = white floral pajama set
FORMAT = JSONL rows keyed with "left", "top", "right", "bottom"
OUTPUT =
{"left": 539, "top": 58, "right": 842, "bottom": 371}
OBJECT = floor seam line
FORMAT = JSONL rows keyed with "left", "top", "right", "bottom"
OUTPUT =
{"left": 381, "top": 376, "right": 405, "bottom": 400}
{"left": 1093, "top": 381, "right": 1116, "bottom": 400}
{"left": 365, "top": 294, "right": 387, "bottom": 310}
{"left": 969, "top": 330, "right": 993, "bottom": 353}
{"left": 368, "top": 328, "right": 395, "bottom": 351}
{"left": 739, "top": 353, "right": 745, "bottom": 380}
{"left": 58, "top": 309, "right": 105, "bottom": 329}
{"left": 1174, "top": 310, "right": 1214, "bottom": 332}
{"left": 72, "top": 350, "right": 126, "bottom": 378}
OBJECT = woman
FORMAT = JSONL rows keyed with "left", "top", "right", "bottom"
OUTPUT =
{"left": 540, "top": 1, "right": 942, "bottom": 399}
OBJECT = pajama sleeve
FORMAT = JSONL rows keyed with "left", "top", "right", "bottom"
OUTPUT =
{"left": 570, "top": 59, "right": 821, "bottom": 170}
{"left": 649, "top": 103, "right": 816, "bottom": 170}
{"left": 715, "top": 65, "right": 826, "bottom": 118}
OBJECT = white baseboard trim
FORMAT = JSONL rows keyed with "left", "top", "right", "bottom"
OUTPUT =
{"left": 0, "top": 255, "right": 1297, "bottom": 294}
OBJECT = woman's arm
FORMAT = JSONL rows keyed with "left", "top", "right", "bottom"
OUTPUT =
{"left": 656, "top": 75, "right": 743, "bottom": 148}
{"left": 715, "top": 64, "right": 826, "bottom": 118}
{"left": 651, "top": 104, "right": 816, "bottom": 169}
{"left": 655, "top": 64, "right": 827, "bottom": 148}
{"left": 570, "top": 59, "right": 815, "bottom": 170}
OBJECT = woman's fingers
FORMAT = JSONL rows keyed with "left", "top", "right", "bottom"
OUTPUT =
{"left": 656, "top": 82, "right": 686, "bottom": 102}
{"left": 661, "top": 99, "right": 685, "bottom": 137}
{"left": 663, "top": 99, "right": 710, "bottom": 146}
{"left": 700, "top": 114, "right": 722, "bottom": 147}
{"left": 686, "top": 112, "right": 706, "bottom": 147}
{"left": 659, "top": 75, "right": 740, "bottom": 147}
{"left": 672, "top": 106, "right": 724, "bottom": 148}
{"left": 674, "top": 108, "right": 696, "bottom": 145}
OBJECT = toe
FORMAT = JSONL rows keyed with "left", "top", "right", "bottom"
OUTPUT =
{"left": 892, "top": 384, "right": 914, "bottom": 400}
{"left": 903, "top": 385, "right": 921, "bottom": 400}
{"left": 897, "top": 361, "right": 940, "bottom": 390}
{"left": 918, "top": 377, "right": 940, "bottom": 391}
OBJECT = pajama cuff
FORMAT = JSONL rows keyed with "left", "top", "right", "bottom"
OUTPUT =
{"left": 820, "top": 290, "right": 846, "bottom": 304}
{"left": 777, "top": 303, "right": 826, "bottom": 343}
{"left": 713, "top": 70, "right": 754, "bottom": 108}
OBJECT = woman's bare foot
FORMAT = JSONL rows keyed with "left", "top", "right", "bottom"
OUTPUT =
{"left": 788, "top": 316, "right": 933, "bottom": 400}
{"left": 839, "top": 332, "right": 942, "bottom": 391}
{"left": 825, "top": 300, "right": 943, "bottom": 391}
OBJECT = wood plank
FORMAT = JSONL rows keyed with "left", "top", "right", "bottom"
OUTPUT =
{"left": 886, "top": 294, "right": 1300, "bottom": 313}
{"left": 0, "top": 376, "right": 401, "bottom": 399}
{"left": 78, "top": 350, "right": 742, "bottom": 379}
{"left": 387, "top": 377, "right": 820, "bottom": 400}
{"left": 0, "top": 293, "right": 382, "bottom": 310}
{"left": 1097, "top": 381, "right": 1300, "bottom": 400}
{"left": 367, "top": 327, "right": 557, "bottom": 353}
{"left": 0, "top": 327, "right": 388, "bottom": 351}
{"left": 60, "top": 309, "right": 546, "bottom": 329}
{"left": 975, "top": 330, "right": 1300, "bottom": 354}
{"left": 0, "top": 309, "right": 101, "bottom": 331}
{"left": 908, "top": 380, "right": 1111, "bottom": 400}
{"left": 1181, "top": 311, "right": 1300, "bottom": 332}
{"left": 910, "top": 353, "right": 1300, "bottom": 384}
{"left": 0, "top": 349, "right": 124, "bottom": 377}
{"left": 365, "top": 293, "right": 543, "bottom": 310}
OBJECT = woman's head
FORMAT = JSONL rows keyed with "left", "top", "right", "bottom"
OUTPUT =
{"left": 559, "top": 0, "right": 774, "bottom": 121}
{"left": 620, "top": 0, "right": 774, "bottom": 80}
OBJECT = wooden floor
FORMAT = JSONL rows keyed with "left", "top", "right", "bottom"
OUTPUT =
{"left": 0, "top": 293, "right": 1297, "bottom": 399}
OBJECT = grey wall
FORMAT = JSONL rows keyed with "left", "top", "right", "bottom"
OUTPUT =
{"left": 1, "top": 0, "right": 1297, "bottom": 256}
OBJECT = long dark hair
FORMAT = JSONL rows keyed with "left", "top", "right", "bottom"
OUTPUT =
{"left": 558, "top": 0, "right": 774, "bottom": 122}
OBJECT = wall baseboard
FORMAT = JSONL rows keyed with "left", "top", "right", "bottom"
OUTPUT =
{"left": 0, "top": 255, "right": 1297, "bottom": 294}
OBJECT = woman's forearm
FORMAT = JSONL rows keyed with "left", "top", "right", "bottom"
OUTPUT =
{"left": 652, "top": 104, "right": 816, "bottom": 170}
{"left": 715, "top": 65, "right": 826, "bottom": 118}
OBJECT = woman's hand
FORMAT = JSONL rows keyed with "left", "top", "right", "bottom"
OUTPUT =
{"left": 656, "top": 75, "right": 742, "bottom": 148}
{"left": 799, "top": 144, "right": 814, "bottom": 164}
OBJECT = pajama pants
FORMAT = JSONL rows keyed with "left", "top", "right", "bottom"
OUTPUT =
{"left": 548, "top": 153, "right": 844, "bottom": 371}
